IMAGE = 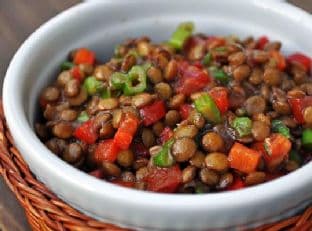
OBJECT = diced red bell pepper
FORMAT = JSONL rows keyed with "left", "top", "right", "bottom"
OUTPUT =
{"left": 179, "top": 104, "right": 193, "bottom": 120}
{"left": 74, "top": 119, "right": 98, "bottom": 144}
{"left": 176, "top": 62, "right": 211, "bottom": 96}
{"left": 140, "top": 100, "right": 166, "bottom": 126}
{"left": 270, "top": 51, "right": 286, "bottom": 71}
{"left": 111, "top": 179, "right": 135, "bottom": 188}
{"left": 114, "top": 113, "right": 139, "bottom": 150}
{"left": 145, "top": 165, "right": 182, "bottom": 193}
{"left": 73, "top": 48, "right": 95, "bottom": 65}
{"left": 228, "top": 142, "right": 262, "bottom": 174}
{"left": 226, "top": 177, "right": 245, "bottom": 191}
{"left": 159, "top": 127, "right": 174, "bottom": 144}
{"left": 206, "top": 37, "right": 226, "bottom": 50}
{"left": 71, "top": 66, "right": 84, "bottom": 82}
{"left": 256, "top": 36, "right": 269, "bottom": 50}
{"left": 94, "top": 139, "right": 120, "bottom": 163}
{"left": 89, "top": 169, "right": 104, "bottom": 179}
{"left": 288, "top": 96, "right": 312, "bottom": 124}
{"left": 263, "top": 133, "right": 291, "bottom": 170}
{"left": 287, "top": 52, "right": 311, "bottom": 72}
{"left": 209, "top": 87, "right": 229, "bottom": 114}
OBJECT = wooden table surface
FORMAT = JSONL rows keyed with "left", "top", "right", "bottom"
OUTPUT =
{"left": 0, "top": 0, "right": 310, "bottom": 230}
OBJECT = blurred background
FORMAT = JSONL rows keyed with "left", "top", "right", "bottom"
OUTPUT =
{"left": 0, "top": 0, "right": 310, "bottom": 230}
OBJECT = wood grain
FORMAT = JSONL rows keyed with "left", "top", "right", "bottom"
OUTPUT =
{"left": 0, "top": 1, "right": 310, "bottom": 231}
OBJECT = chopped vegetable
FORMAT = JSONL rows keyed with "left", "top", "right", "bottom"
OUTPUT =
{"left": 176, "top": 62, "right": 211, "bottom": 95}
{"left": 272, "top": 120, "right": 290, "bottom": 138}
{"left": 288, "top": 96, "right": 312, "bottom": 124}
{"left": 140, "top": 100, "right": 166, "bottom": 126}
{"left": 73, "top": 48, "right": 95, "bottom": 65}
{"left": 101, "top": 88, "right": 111, "bottom": 99}
{"left": 228, "top": 142, "right": 261, "bottom": 173}
{"left": 61, "top": 61, "right": 74, "bottom": 71}
{"left": 263, "top": 133, "right": 291, "bottom": 169}
{"left": 287, "top": 52, "right": 311, "bottom": 72}
{"left": 226, "top": 177, "right": 245, "bottom": 191}
{"left": 302, "top": 128, "right": 312, "bottom": 149}
{"left": 153, "top": 139, "right": 175, "bottom": 167}
{"left": 194, "top": 93, "right": 221, "bottom": 124}
{"left": 71, "top": 66, "right": 84, "bottom": 82}
{"left": 159, "top": 127, "right": 174, "bottom": 144}
{"left": 77, "top": 111, "right": 89, "bottom": 123}
{"left": 88, "top": 169, "right": 104, "bottom": 178}
{"left": 114, "top": 113, "right": 139, "bottom": 150}
{"left": 94, "top": 139, "right": 119, "bottom": 163}
{"left": 83, "top": 76, "right": 103, "bottom": 95}
{"left": 256, "top": 36, "right": 269, "bottom": 50}
{"left": 123, "top": 65, "right": 147, "bottom": 95}
{"left": 209, "top": 66, "right": 230, "bottom": 85}
{"left": 231, "top": 117, "right": 252, "bottom": 137}
{"left": 169, "top": 22, "right": 194, "bottom": 50}
{"left": 202, "top": 53, "right": 212, "bottom": 66}
{"left": 145, "top": 165, "right": 182, "bottom": 193}
{"left": 270, "top": 51, "right": 286, "bottom": 71}
{"left": 208, "top": 88, "right": 229, "bottom": 114}
{"left": 74, "top": 119, "right": 98, "bottom": 144}
{"left": 110, "top": 72, "right": 127, "bottom": 90}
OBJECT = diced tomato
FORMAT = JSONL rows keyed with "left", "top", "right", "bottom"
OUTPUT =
{"left": 111, "top": 179, "right": 135, "bottom": 188}
{"left": 270, "top": 51, "right": 286, "bottom": 71}
{"left": 179, "top": 104, "right": 193, "bottom": 120}
{"left": 176, "top": 62, "right": 211, "bottom": 95}
{"left": 94, "top": 139, "right": 120, "bottom": 163}
{"left": 159, "top": 127, "right": 174, "bottom": 144}
{"left": 132, "top": 142, "right": 150, "bottom": 158}
{"left": 89, "top": 169, "right": 104, "bottom": 179}
{"left": 73, "top": 48, "right": 95, "bottom": 65}
{"left": 288, "top": 96, "right": 312, "bottom": 124}
{"left": 114, "top": 113, "right": 139, "bottom": 150}
{"left": 145, "top": 165, "right": 182, "bottom": 193}
{"left": 287, "top": 52, "right": 311, "bottom": 72}
{"left": 256, "top": 36, "right": 269, "bottom": 50}
{"left": 206, "top": 37, "right": 226, "bottom": 50}
{"left": 71, "top": 66, "right": 84, "bottom": 82}
{"left": 74, "top": 120, "right": 98, "bottom": 144}
{"left": 140, "top": 100, "right": 166, "bottom": 126}
{"left": 263, "top": 133, "right": 291, "bottom": 170}
{"left": 209, "top": 87, "right": 229, "bottom": 114}
{"left": 226, "top": 177, "right": 245, "bottom": 191}
{"left": 228, "top": 142, "right": 262, "bottom": 174}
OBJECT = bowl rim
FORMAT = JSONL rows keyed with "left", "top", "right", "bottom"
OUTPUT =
{"left": 3, "top": 0, "right": 312, "bottom": 214}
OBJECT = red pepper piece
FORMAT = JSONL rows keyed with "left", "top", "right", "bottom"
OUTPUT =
{"left": 74, "top": 119, "right": 98, "bottom": 144}
{"left": 132, "top": 142, "right": 150, "bottom": 158}
{"left": 140, "top": 100, "right": 166, "bottom": 126}
{"left": 271, "top": 51, "right": 286, "bottom": 71}
{"left": 176, "top": 62, "right": 210, "bottom": 96}
{"left": 206, "top": 37, "right": 226, "bottom": 50}
{"left": 288, "top": 96, "right": 312, "bottom": 124}
{"left": 256, "top": 36, "right": 269, "bottom": 50}
{"left": 179, "top": 104, "right": 193, "bottom": 120}
{"left": 159, "top": 127, "right": 174, "bottom": 144}
{"left": 89, "top": 169, "right": 104, "bottom": 179}
{"left": 71, "top": 66, "right": 84, "bottom": 82}
{"left": 287, "top": 52, "right": 311, "bottom": 72}
{"left": 226, "top": 176, "right": 245, "bottom": 191}
{"left": 145, "top": 165, "right": 182, "bottom": 193}
{"left": 94, "top": 139, "right": 120, "bottom": 163}
{"left": 209, "top": 87, "right": 229, "bottom": 114}
{"left": 73, "top": 48, "right": 95, "bottom": 65}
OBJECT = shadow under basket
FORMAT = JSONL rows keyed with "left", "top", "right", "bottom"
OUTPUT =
{"left": 0, "top": 102, "right": 311, "bottom": 231}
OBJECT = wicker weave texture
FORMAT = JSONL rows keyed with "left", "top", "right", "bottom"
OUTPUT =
{"left": 0, "top": 102, "right": 311, "bottom": 231}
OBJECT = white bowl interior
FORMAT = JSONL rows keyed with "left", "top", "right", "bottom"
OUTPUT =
{"left": 3, "top": 0, "right": 312, "bottom": 230}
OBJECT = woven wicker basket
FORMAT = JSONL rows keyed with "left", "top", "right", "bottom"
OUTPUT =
{"left": 0, "top": 102, "right": 311, "bottom": 231}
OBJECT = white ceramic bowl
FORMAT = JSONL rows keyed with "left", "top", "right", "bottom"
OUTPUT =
{"left": 3, "top": 0, "right": 312, "bottom": 230}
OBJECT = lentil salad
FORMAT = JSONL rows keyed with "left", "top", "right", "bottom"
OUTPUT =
{"left": 36, "top": 22, "right": 312, "bottom": 193}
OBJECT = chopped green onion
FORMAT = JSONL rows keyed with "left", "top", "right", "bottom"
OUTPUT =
{"left": 302, "top": 128, "right": 312, "bottom": 149}
{"left": 168, "top": 22, "right": 194, "bottom": 50}
{"left": 127, "top": 49, "right": 140, "bottom": 59}
{"left": 61, "top": 61, "right": 74, "bottom": 71}
{"left": 77, "top": 111, "right": 89, "bottom": 123}
{"left": 272, "top": 120, "right": 290, "bottom": 139}
{"left": 153, "top": 139, "right": 175, "bottom": 167}
{"left": 209, "top": 66, "right": 230, "bottom": 85}
{"left": 231, "top": 117, "right": 252, "bottom": 137}
{"left": 194, "top": 93, "right": 221, "bottom": 124}
{"left": 110, "top": 72, "right": 127, "bottom": 90}
{"left": 202, "top": 53, "right": 212, "bottom": 66}
{"left": 83, "top": 76, "right": 103, "bottom": 95}
{"left": 123, "top": 65, "right": 147, "bottom": 96}
{"left": 289, "top": 150, "right": 302, "bottom": 165}
{"left": 101, "top": 88, "right": 111, "bottom": 99}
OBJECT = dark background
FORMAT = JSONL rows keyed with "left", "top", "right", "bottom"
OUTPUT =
{"left": 0, "top": 0, "right": 310, "bottom": 230}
